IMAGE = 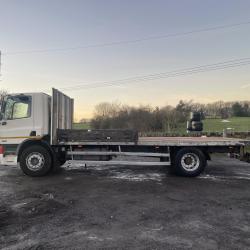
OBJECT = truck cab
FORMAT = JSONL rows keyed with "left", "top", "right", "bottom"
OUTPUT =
{"left": 0, "top": 93, "right": 50, "bottom": 143}
{"left": 0, "top": 89, "right": 73, "bottom": 166}
{"left": 0, "top": 93, "right": 50, "bottom": 164}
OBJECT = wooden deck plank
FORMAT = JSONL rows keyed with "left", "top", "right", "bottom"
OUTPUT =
{"left": 57, "top": 129, "right": 138, "bottom": 143}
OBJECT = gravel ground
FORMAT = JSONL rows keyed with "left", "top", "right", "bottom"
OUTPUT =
{"left": 1, "top": 155, "right": 250, "bottom": 250}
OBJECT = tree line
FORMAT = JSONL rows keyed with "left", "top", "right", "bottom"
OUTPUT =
{"left": 90, "top": 100, "right": 250, "bottom": 132}
{"left": 0, "top": 90, "right": 249, "bottom": 132}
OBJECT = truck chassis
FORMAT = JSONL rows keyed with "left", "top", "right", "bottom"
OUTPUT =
{"left": 1, "top": 89, "right": 249, "bottom": 177}
{"left": 15, "top": 133, "right": 250, "bottom": 177}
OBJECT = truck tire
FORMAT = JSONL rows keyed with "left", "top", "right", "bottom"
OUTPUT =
{"left": 19, "top": 145, "right": 52, "bottom": 177}
{"left": 173, "top": 148, "right": 206, "bottom": 177}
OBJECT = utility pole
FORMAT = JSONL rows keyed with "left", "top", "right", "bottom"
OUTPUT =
{"left": 0, "top": 50, "right": 2, "bottom": 80}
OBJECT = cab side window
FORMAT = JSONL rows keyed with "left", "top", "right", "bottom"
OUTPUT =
{"left": 4, "top": 96, "right": 32, "bottom": 120}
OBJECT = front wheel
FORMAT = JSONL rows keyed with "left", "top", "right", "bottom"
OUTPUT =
{"left": 172, "top": 148, "right": 206, "bottom": 177}
{"left": 19, "top": 145, "right": 52, "bottom": 177}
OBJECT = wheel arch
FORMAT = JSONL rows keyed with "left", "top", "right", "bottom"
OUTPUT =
{"left": 17, "top": 139, "right": 54, "bottom": 163}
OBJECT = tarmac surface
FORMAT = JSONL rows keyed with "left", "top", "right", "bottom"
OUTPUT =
{"left": 1, "top": 155, "right": 250, "bottom": 249}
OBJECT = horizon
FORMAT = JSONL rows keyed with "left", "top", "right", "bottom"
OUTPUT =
{"left": 76, "top": 98, "right": 250, "bottom": 122}
{"left": 2, "top": 87, "right": 250, "bottom": 121}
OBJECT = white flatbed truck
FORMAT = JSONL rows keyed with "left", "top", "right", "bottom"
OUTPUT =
{"left": 0, "top": 89, "right": 249, "bottom": 177}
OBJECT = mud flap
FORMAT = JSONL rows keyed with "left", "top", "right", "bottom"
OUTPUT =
{"left": 240, "top": 146, "right": 250, "bottom": 163}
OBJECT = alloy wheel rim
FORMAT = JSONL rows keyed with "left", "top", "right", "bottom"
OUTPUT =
{"left": 26, "top": 152, "right": 45, "bottom": 171}
{"left": 180, "top": 153, "right": 200, "bottom": 171}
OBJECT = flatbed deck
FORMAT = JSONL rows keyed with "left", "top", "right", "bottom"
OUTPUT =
{"left": 138, "top": 137, "right": 250, "bottom": 146}
{"left": 58, "top": 136, "right": 250, "bottom": 146}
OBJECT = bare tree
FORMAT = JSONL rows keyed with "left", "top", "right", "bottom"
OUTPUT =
{"left": 161, "top": 105, "right": 182, "bottom": 132}
{"left": 0, "top": 89, "right": 7, "bottom": 99}
{"left": 0, "top": 89, "right": 7, "bottom": 111}
{"left": 90, "top": 99, "right": 250, "bottom": 132}
{"left": 94, "top": 102, "right": 122, "bottom": 118}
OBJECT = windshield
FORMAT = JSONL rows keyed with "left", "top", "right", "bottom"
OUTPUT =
{"left": 1, "top": 95, "right": 32, "bottom": 120}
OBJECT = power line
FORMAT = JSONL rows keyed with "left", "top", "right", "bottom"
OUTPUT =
{"left": 3, "top": 20, "right": 250, "bottom": 56}
{"left": 57, "top": 57, "right": 250, "bottom": 91}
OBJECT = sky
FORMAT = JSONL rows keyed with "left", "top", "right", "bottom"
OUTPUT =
{"left": 1, "top": 0, "right": 250, "bottom": 120}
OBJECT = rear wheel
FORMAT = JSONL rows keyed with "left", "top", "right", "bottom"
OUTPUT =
{"left": 19, "top": 145, "right": 52, "bottom": 177}
{"left": 173, "top": 148, "right": 206, "bottom": 177}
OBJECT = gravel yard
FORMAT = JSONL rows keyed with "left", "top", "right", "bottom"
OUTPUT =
{"left": 1, "top": 155, "right": 250, "bottom": 250}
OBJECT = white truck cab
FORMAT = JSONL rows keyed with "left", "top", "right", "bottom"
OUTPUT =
{"left": 0, "top": 93, "right": 50, "bottom": 145}
{"left": 0, "top": 89, "right": 73, "bottom": 167}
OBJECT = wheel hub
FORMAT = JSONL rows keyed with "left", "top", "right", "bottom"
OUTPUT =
{"left": 26, "top": 152, "right": 45, "bottom": 171}
{"left": 184, "top": 157, "right": 193, "bottom": 165}
{"left": 30, "top": 157, "right": 39, "bottom": 166}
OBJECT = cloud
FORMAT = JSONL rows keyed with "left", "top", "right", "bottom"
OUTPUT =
{"left": 240, "top": 83, "right": 250, "bottom": 89}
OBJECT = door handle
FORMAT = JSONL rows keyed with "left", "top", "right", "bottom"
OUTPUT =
{"left": 1, "top": 121, "right": 7, "bottom": 126}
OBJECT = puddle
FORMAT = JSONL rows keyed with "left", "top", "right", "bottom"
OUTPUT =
{"left": 199, "top": 174, "right": 250, "bottom": 181}
{"left": 0, "top": 165, "right": 18, "bottom": 176}
{"left": 0, "top": 170, "right": 8, "bottom": 177}
{"left": 109, "top": 170, "right": 165, "bottom": 182}
{"left": 65, "top": 177, "right": 73, "bottom": 181}
{"left": 64, "top": 162, "right": 250, "bottom": 182}
{"left": 65, "top": 164, "right": 119, "bottom": 171}
{"left": 198, "top": 174, "right": 220, "bottom": 181}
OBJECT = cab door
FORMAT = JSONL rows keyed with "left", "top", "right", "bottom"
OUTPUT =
{"left": 0, "top": 95, "right": 34, "bottom": 145}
